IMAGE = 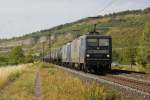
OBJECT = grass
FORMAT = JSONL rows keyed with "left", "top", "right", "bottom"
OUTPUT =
{"left": 39, "top": 62, "right": 55, "bottom": 68}
{"left": 0, "top": 64, "right": 36, "bottom": 100}
{"left": 40, "top": 63, "right": 123, "bottom": 100}
{"left": 0, "top": 64, "right": 30, "bottom": 89}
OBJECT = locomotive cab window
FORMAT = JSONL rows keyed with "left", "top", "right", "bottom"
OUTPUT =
{"left": 99, "top": 39, "right": 109, "bottom": 46}
{"left": 87, "top": 39, "right": 98, "bottom": 46}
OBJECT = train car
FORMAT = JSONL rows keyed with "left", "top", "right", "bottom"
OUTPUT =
{"left": 58, "top": 48, "right": 62, "bottom": 63}
{"left": 43, "top": 54, "right": 50, "bottom": 62}
{"left": 55, "top": 48, "right": 62, "bottom": 64}
{"left": 50, "top": 48, "right": 62, "bottom": 64}
{"left": 70, "top": 35, "right": 85, "bottom": 69}
{"left": 70, "top": 34, "right": 112, "bottom": 73}
{"left": 62, "top": 43, "right": 71, "bottom": 66}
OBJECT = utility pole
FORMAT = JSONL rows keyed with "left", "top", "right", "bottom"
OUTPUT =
{"left": 141, "top": 27, "right": 145, "bottom": 61}
{"left": 88, "top": 24, "right": 97, "bottom": 35}
{"left": 48, "top": 34, "right": 51, "bottom": 62}
{"left": 93, "top": 24, "right": 97, "bottom": 32}
{"left": 42, "top": 42, "right": 45, "bottom": 62}
{"left": 72, "top": 29, "right": 80, "bottom": 38}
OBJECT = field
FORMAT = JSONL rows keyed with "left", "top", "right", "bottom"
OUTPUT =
{"left": 0, "top": 64, "right": 29, "bottom": 89}
{"left": 40, "top": 62, "right": 123, "bottom": 100}
{"left": 0, "top": 64, "right": 35, "bottom": 100}
{"left": 0, "top": 62, "right": 123, "bottom": 100}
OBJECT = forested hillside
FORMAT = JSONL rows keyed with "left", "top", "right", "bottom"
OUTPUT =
{"left": 0, "top": 8, "right": 150, "bottom": 65}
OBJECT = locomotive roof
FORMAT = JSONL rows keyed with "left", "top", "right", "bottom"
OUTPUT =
{"left": 83, "top": 34, "right": 111, "bottom": 38}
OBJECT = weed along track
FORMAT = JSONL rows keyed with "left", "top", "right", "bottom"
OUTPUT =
{"left": 0, "top": 64, "right": 27, "bottom": 90}
{"left": 34, "top": 67, "right": 42, "bottom": 100}
{"left": 56, "top": 65, "right": 150, "bottom": 100}
{"left": 0, "top": 64, "right": 35, "bottom": 100}
{"left": 39, "top": 63, "right": 123, "bottom": 100}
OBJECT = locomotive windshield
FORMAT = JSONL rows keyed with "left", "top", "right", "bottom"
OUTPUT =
{"left": 87, "top": 39, "right": 98, "bottom": 46}
{"left": 87, "top": 38, "right": 109, "bottom": 46}
{"left": 99, "top": 39, "right": 109, "bottom": 46}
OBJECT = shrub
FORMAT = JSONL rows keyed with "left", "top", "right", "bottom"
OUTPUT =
{"left": 48, "top": 68, "right": 56, "bottom": 75}
{"left": 145, "top": 53, "right": 150, "bottom": 64}
{"left": 84, "top": 85, "right": 105, "bottom": 100}
{"left": 0, "top": 64, "right": 27, "bottom": 88}
{"left": 8, "top": 71, "right": 20, "bottom": 81}
{"left": 0, "top": 56, "right": 9, "bottom": 66}
{"left": 137, "top": 53, "right": 147, "bottom": 67}
{"left": 106, "top": 91, "right": 123, "bottom": 100}
{"left": 9, "top": 46, "right": 25, "bottom": 65}
{"left": 40, "top": 62, "right": 54, "bottom": 68}
{"left": 25, "top": 53, "right": 34, "bottom": 63}
{"left": 112, "top": 50, "right": 120, "bottom": 62}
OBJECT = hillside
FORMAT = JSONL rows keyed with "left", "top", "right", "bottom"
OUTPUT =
{"left": 0, "top": 8, "right": 150, "bottom": 65}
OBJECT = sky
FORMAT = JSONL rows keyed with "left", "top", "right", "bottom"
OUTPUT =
{"left": 0, "top": 0, "right": 150, "bottom": 39}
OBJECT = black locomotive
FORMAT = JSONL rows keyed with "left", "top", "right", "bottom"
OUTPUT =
{"left": 44, "top": 32, "right": 112, "bottom": 73}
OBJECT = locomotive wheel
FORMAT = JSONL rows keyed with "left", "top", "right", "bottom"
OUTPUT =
{"left": 83, "top": 64, "right": 88, "bottom": 73}
{"left": 95, "top": 67, "right": 101, "bottom": 75}
{"left": 79, "top": 64, "right": 82, "bottom": 70}
{"left": 108, "top": 64, "right": 112, "bottom": 72}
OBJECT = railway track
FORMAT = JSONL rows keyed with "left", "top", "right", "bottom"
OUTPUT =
{"left": 101, "top": 75, "right": 150, "bottom": 94}
{"left": 113, "top": 74, "right": 150, "bottom": 85}
{"left": 122, "top": 73, "right": 150, "bottom": 81}
{"left": 111, "top": 69, "right": 150, "bottom": 81}
{"left": 56, "top": 65, "right": 150, "bottom": 100}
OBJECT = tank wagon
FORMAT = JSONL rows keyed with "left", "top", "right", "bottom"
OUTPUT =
{"left": 45, "top": 33, "right": 112, "bottom": 73}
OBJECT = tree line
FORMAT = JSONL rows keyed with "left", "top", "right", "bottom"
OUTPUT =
{"left": 112, "top": 22, "right": 150, "bottom": 67}
{"left": 0, "top": 46, "right": 34, "bottom": 66}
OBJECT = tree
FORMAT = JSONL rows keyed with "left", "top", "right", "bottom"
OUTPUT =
{"left": 0, "top": 56, "right": 9, "bottom": 66}
{"left": 143, "top": 22, "right": 150, "bottom": 43}
{"left": 9, "top": 46, "right": 25, "bottom": 65}
{"left": 112, "top": 50, "right": 120, "bottom": 62}
{"left": 25, "top": 52, "right": 34, "bottom": 63}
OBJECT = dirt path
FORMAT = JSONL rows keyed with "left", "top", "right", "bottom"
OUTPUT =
{"left": 34, "top": 68, "right": 42, "bottom": 100}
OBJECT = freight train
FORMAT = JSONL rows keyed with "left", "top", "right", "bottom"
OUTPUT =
{"left": 44, "top": 32, "right": 112, "bottom": 73}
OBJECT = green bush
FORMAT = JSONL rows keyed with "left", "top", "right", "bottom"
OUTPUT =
{"left": 8, "top": 72, "right": 20, "bottom": 81}
{"left": 25, "top": 53, "right": 34, "bottom": 63}
{"left": 146, "top": 53, "right": 150, "bottom": 64}
{"left": 137, "top": 55, "right": 147, "bottom": 67}
{"left": 0, "top": 56, "right": 9, "bottom": 66}
{"left": 112, "top": 50, "right": 120, "bottom": 62}
{"left": 40, "top": 62, "right": 54, "bottom": 68}
{"left": 48, "top": 68, "right": 56, "bottom": 75}
{"left": 106, "top": 92, "right": 123, "bottom": 100}
{"left": 8, "top": 46, "right": 25, "bottom": 65}
{"left": 84, "top": 86, "right": 104, "bottom": 100}
{"left": 84, "top": 85, "right": 123, "bottom": 100}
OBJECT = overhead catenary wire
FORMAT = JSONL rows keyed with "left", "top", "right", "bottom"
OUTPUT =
{"left": 99, "top": 0, "right": 119, "bottom": 14}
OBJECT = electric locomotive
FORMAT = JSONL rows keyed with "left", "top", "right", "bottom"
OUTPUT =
{"left": 61, "top": 32, "right": 112, "bottom": 73}
{"left": 84, "top": 33, "right": 112, "bottom": 73}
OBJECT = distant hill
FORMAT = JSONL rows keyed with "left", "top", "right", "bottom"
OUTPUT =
{"left": 0, "top": 7, "right": 150, "bottom": 64}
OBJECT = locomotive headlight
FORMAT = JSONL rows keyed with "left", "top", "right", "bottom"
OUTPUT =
{"left": 86, "top": 54, "right": 90, "bottom": 57}
{"left": 106, "top": 54, "right": 110, "bottom": 58}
